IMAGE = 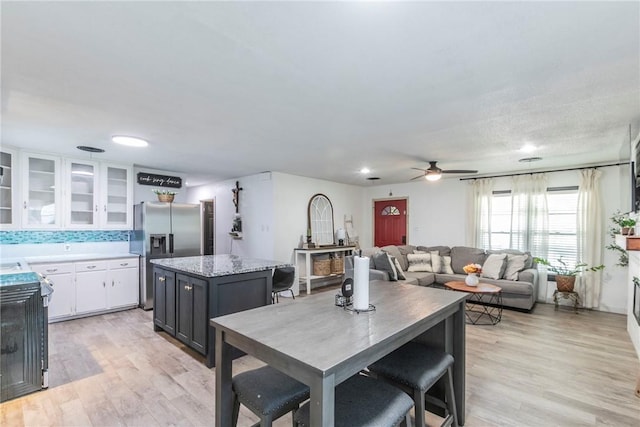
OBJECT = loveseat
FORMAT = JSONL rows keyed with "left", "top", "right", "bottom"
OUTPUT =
{"left": 345, "top": 244, "right": 539, "bottom": 311}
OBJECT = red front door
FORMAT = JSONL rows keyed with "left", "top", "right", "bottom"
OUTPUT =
{"left": 374, "top": 199, "right": 407, "bottom": 247}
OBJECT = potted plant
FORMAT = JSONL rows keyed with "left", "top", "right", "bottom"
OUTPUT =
{"left": 610, "top": 210, "right": 637, "bottom": 235}
{"left": 152, "top": 189, "right": 177, "bottom": 203}
{"left": 533, "top": 257, "right": 604, "bottom": 292}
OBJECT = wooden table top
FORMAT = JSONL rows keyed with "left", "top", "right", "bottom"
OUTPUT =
{"left": 444, "top": 281, "right": 502, "bottom": 293}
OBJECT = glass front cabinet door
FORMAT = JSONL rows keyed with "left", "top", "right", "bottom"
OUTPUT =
{"left": 65, "top": 159, "right": 99, "bottom": 228}
{"left": 21, "top": 152, "right": 62, "bottom": 228}
{"left": 100, "top": 164, "right": 133, "bottom": 229}
{"left": 0, "top": 148, "right": 17, "bottom": 228}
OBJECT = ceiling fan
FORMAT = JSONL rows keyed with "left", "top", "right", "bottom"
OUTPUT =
{"left": 411, "top": 161, "right": 478, "bottom": 182}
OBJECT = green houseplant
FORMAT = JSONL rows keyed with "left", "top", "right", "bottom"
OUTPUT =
{"left": 533, "top": 257, "right": 604, "bottom": 292}
{"left": 152, "top": 189, "right": 178, "bottom": 202}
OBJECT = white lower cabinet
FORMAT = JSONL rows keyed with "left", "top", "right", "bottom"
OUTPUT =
{"left": 31, "top": 256, "right": 139, "bottom": 322}
{"left": 75, "top": 260, "right": 109, "bottom": 314}
{"left": 107, "top": 258, "right": 139, "bottom": 309}
{"left": 31, "top": 262, "right": 75, "bottom": 320}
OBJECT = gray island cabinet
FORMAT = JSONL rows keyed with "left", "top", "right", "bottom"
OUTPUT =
{"left": 151, "top": 254, "right": 290, "bottom": 367}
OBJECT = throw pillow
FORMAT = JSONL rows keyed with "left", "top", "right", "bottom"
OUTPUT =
{"left": 430, "top": 251, "right": 442, "bottom": 273}
{"left": 441, "top": 255, "right": 454, "bottom": 274}
{"left": 503, "top": 254, "right": 528, "bottom": 281}
{"left": 407, "top": 253, "right": 433, "bottom": 272}
{"left": 392, "top": 257, "right": 407, "bottom": 280}
{"left": 481, "top": 253, "right": 507, "bottom": 280}
{"left": 372, "top": 252, "right": 398, "bottom": 281}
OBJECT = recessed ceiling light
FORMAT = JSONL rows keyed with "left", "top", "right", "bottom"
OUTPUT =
{"left": 520, "top": 144, "right": 536, "bottom": 153}
{"left": 519, "top": 157, "right": 543, "bottom": 163}
{"left": 112, "top": 136, "right": 148, "bottom": 147}
{"left": 360, "top": 168, "right": 371, "bottom": 174}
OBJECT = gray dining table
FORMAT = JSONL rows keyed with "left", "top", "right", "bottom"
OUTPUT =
{"left": 211, "top": 280, "right": 467, "bottom": 427}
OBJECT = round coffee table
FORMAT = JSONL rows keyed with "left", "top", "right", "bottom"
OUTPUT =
{"left": 444, "top": 281, "right": 503, "bottom": 325}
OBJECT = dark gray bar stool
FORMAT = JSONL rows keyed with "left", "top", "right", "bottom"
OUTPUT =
{"left": 272, "top": 267, "right": 295, "bottom": 303}
{"left": 293, "top": 373, "right": 413, "bottom": 427}
{"left": 368, "top": 341, "right": 458, "bottom": 427}
{"left": 232, "top": 365, "right": 310, "bottom": 427}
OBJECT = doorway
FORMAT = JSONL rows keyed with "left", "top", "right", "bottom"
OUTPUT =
{"left": 374, "top": 198, "right": 408, "bottom": 247}
{"left": 201, "top": 200, "right": 214, "bottom": 255}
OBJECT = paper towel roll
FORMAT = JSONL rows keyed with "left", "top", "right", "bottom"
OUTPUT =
{"left": 353, "top": 256, "right": 370, "bottom": 310}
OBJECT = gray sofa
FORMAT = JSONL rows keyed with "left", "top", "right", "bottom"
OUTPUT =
{"left": 345, "top": 244, "right": 539, "bottom": 311}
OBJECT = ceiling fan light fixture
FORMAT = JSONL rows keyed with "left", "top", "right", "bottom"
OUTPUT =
{"left": 425, "top": 173, "right": 441, "bottom": 182}
{"left": 112, "top": 135, "right": 149, "bottom": 147}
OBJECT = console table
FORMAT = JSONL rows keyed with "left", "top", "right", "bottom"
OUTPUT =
{"left": 294, "top": 246, "right": 355, "bottom": 294}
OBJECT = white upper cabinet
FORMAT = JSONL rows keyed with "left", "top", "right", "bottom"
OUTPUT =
{"left": 65, "top": 159, "right": 99, "bottom": 228}
{"left": 100, "top": 163, "right": 133, "bottom": 229}
{"left": 21, "top": 152, "right": 62, "bottom": 229}
{"left": 0, "top": 148, "right": 18, "bottom": 229}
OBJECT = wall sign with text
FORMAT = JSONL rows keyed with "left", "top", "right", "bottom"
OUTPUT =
{"left": 137, "top": 172, "right": 182, "bottom": 188}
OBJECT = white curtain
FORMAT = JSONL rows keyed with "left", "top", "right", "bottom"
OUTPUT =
{"left": 469, "top": 178, "right": 493, "bottom": 248}
{"left": 510, "top": 174, "right": 549, "bottom": 257}
{"left": 577, "top": 169, "right": 603, "bottom": 308}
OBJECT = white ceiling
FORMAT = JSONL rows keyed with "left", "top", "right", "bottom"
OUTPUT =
{"left": 2, "top": 1, "right": 639, "bottom": 186}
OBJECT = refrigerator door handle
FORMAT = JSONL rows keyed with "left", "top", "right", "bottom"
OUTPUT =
{"left": 169, "top": 233, "right": 174, "bottom": 254}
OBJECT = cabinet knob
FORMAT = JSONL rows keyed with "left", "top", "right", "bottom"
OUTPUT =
{"left": 23, "top": 201, "right": 27, "bottom": 209}
{"left": 95, "top": 205, "right": 98, "bottom": 212}
{"left": 120, "top": 263, "right": 128, "bottom": 266}
{"left": 104, "top": 205, "right": 107, "bottom": 212}
{"left": 87, "top": 265, "right": 96, "bottom": 270}
{"left": 184, "top": 285, "right": 192, "bottom": 291}
{"left": 103, "top": 282, "right": 106, "bottom": 287}
{"left": 46, "top": 268, "right": 58, "bottom": 273}
{"left": 159, "top": 276, "right": 166, "bottom": 282}
{"left": 112, "top": 280, "right": 114, "bottom": 287}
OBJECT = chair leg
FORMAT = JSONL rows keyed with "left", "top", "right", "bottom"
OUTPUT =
{"left": 291, "top": 404, "right": 299, "bottom": 427}
{"left": 260, "top": 414, "right": 273, "bottom": 427}
{"left": 290, "top": 289, "right": 295, "bottom": 300}
{"left": 232, "top": 391, "right": 240, "bottom": 427}
{"left": 444, "top": 366, "right": 459, "bottom": 427}
{"left": 414, "top": 387, "right": 426, "bottom": 427}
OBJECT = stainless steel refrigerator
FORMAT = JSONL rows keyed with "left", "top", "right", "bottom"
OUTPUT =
{"left": 130, "top": 202, "right": 201, "bottom": 310}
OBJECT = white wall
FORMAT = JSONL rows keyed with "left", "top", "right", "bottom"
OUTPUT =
{"left": 186, "top": 172, "right": 275, "bottom": 259}
{"left": 361, "top": 165, "right": 630, "bottom": 313}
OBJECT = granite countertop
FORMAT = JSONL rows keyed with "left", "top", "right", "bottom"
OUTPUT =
{"left": 150, "top": 254, "right": 291, "bottom": 278}
{"left": 0, "top": 272, "right": 41, "bottom": 287}
{"left": 25, "top": 253, "right": 139, "bottom": 264}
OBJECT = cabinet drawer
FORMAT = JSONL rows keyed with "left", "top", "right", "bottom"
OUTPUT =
{"left": 108, "top": 258, "right": 138, "bottom": 270}
{"left": 31, "top": 263, "right": 74, "bottom": 275}
{"left": 75, "top": 260, "right": 108, "bottom": 272}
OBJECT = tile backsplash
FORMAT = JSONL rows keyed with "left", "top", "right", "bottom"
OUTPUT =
{"left": 0, "top": 230, "right": 131, "bottom": 245}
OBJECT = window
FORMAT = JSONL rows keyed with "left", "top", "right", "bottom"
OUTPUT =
{"left": 483, "top": 186, "right": 578, "bottom": 264}
{"left": 381, "top": 205, "right": 400, "bottom": 216}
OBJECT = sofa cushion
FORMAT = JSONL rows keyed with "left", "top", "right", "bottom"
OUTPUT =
{"left": 450, "top": 246, "right": 487, "bottom": 274}
{"left": 488, "top": 249, "right": 533, "bottom": 269}
{"left": 403, "top": 271, "right": 436, "bottom": 287}
{"left": 417, "top": 246, "right": 451, "bottom": 256}
{"left": 481, "top": 253, "right": 507, "bottom": 280}
{"left": 373, "top": 252, "right": 398, "bottom": 281}
{"left": 407, "top": 253, "right": 433, "bottom": 272}
{"left": 361, "top": 247, "right": 382, "bottom": 268}
{"left": 503, "top": 254, "right": 528, "bottom": 280}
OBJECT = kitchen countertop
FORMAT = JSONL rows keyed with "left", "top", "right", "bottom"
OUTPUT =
{"left": 0, "top": 272, "right": 41, "bottom": 287}
{"left": 150, "top": 254, "right": 291, "bottom": 278}
{"left": 25, "top": 253, "right": 139, "bottom": 264}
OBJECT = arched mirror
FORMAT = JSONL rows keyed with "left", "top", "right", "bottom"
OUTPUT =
{"left": 308, "top": 193, "right": 335, "bottom": 245}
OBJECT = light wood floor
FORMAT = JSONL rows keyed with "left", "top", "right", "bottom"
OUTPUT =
{"left": 1, "top": 296, "right": 639, "bottom": 426}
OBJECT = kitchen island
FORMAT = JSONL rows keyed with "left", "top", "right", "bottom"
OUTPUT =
{"left": 150, "top": 254, "right": 290, "bottom": 368}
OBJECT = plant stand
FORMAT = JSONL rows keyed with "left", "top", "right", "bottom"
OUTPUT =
{"left": 553, "top": 289, "right": 580, "bottom": 313}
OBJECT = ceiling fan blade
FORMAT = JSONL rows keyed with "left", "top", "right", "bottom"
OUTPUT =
{"left": 410, "top": 174, "right": 425, "bottom": 181}
{"left": 441, "top": 169, "right": 478, "bottom": 174}
{"left": 411, "top": 167, "right": 427, "bottom": 172}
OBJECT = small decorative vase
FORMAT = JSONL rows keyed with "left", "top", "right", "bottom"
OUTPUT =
{"left": 465, "top": 273, "right": 479, "bottom": 287}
